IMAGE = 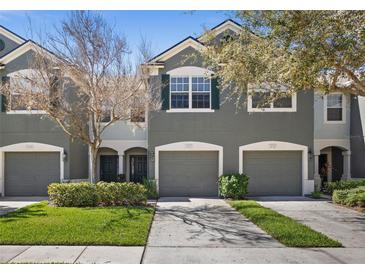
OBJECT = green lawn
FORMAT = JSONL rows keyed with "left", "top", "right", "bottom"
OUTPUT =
{"left": 0, "top": 201, "right": 154, "bottom": 246}
{"left": 229, "top": 200, "right": 342, "bottom": 247}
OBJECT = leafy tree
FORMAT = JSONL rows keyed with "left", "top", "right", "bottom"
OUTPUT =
{"left": 201, "top": 11, "right": 365, "bottom": 104}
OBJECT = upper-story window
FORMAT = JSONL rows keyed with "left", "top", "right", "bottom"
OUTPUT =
{"left": 247, "top": 87, "right": 297, "bottom": 112}
{"left": 324, "top": 93, "right": 345, "bottom": 123}
{"left": 170, "top": 76, "right": 211, "bottom": 110}
{"left": 6, "top": 69, "right": 47, "bottom": 114}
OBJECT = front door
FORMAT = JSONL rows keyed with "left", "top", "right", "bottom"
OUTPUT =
{"left": 100, "top": 155, "right": 118, "bottom": 182}
{"left": 130, "top": 155, "right": 147, "bottom": 183}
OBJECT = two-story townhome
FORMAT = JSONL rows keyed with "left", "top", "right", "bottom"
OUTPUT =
{"left": 0, "top": 20, "right": 364, "bottom": 197}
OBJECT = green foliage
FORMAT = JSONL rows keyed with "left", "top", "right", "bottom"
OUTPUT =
{"left": 48, "top": 182, "right": 98, "bottom": 207}
{"left": 48, "top": 182, "right": 147, "bottom": 207}
{"left": 230, "top": 200, "right": 341, "bottom": 247}
{"left": 142, "top": 178, "right": 158, "bottom": 199}
{"left": 201, "top": 11, "right": 365, "bottom": 101}
{"left": 0, "top": 201, "right": 154, "bottom": 246}
{"left": 96, "top": 182, "right": 147, "bottom": 206}
{"left": 219, "top": 173, "right": 249, "bottom": 199}
{"left": 326, "top": 179, "right": 365, "bottom": 194}
{"left": 310, "top": 191, "right": 321, "bottom": 199}
{"left": 332, "top": 186, "right": 365, "bottom": 208}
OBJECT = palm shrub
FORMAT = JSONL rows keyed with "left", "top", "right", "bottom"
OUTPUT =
{"left": 219, "top": 173, "right": 249, "bottom": 199}
{"left": 142, "top": 178, "right": 158, "bottom": 199}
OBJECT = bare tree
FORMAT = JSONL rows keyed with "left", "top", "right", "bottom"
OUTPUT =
{"left": 0, "top": 11, "right": 159, "bottom": 182}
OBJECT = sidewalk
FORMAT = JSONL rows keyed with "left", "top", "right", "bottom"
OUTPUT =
{"left": 1, "top": 245, "right": 365, "bottom": 263}
{"left": 0, "top": 245, "right": 144, "bottom": 264}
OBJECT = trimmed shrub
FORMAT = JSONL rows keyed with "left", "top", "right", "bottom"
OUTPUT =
{"left": 96, "top": 182, "right": 147, "bottom": 206}
{"left": 310, "top": 191, "right": 321, "bottom": 199}
{"left": 142, "top": 178, "right": 158, "bottom": 199}
{"left": 48, "top": 182, "right": 98, "bottom": 207}
{"left": 332, "top": 186, "right": 365, "bottom": 208}
{"left": 48, "top": 182, "right": 147, "bottom": 207}
{"left": 326, "top": 179, "right": 365, "bottom": 194}
{"left": 219, "top": 173, "right": 249, "bottom": 199}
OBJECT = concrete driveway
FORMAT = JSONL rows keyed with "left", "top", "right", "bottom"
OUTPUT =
{"left": 143, "top": 197, "right": 365, "bottom": 263}
{"left": 0, "top": 197, "right": 45, "bottom": 216}
{"left": 256, "top": 197, "right": 365, "bottom": 248}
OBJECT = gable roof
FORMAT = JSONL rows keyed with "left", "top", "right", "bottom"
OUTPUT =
{"left": 147, "top": 19, "right": 242, "bottom": 65}
{"left": 0, "top": 25, "right": 26, "bottom": 44}
{"left": 147, "top": 36, "right": 205, "bottom": 63}
{"left": 0, "top": 40, "right": 59, "bottom": 65}
{"left": 197, "top": 19, "right": 242, "bottom": 42}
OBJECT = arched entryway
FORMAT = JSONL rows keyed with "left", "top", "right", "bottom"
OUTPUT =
{"left": 316, "top": 145, "right": 351, "bottom": 190}
{"left": 124, "top": 147, "right": 147, "bottom": 183}
{"left": 97, "top": 147, "right": 119, "bottom": 182}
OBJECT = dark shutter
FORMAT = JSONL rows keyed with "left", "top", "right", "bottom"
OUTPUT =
{"left": 161, "top": 74, "right": 170, "bottom": 110}
{"left": 211, "top": 77, "right": 220, "bottom": 110}
{"left": 1, "top": 76, "right": 9, "bottom": 112}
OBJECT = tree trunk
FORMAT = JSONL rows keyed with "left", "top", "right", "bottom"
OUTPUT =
{"left": 88, "top": 144, "right": 98, "bottom": 183}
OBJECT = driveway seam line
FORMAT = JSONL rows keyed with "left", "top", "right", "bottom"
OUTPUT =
{"left": 141, "top": 200, "right": 158, "bottom": 264}
{"left": 6, "top": 245, "right": 32, "bottom": 263}
{"left": 73, "top": 246, "right": 88, "bottom": 264}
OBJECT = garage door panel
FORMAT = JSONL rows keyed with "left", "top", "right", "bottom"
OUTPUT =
{"left": 243, "top": 151, "right": 302, "bottom": 196}
{"left": 5, "top": 152, "right": 60, "bottom": 196}
{"left": 159, "top": 151, "right": 218, "bottom": 197}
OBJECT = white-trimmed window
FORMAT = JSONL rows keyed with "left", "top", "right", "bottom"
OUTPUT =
{"left": 170, "top": 75, "right": 212, "bottom": 111}
{"left": 170, "top": 76, "right": 189, "bottom": 109}
{"left": 324, "top": 93, "right": 345, "bottom": 123}
{"left": 248, "top": 90, "right": 297, "bottom": 112}
{"left": 6, "top": 69, "right": 47, "bottom": 114}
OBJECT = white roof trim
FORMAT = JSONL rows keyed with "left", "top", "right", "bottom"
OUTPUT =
{"left": 0, "top": 41, "right": 56, "bottom": 64}
{"left": 166, "top": 66, "right": 214, "bottom": 76}
{"left": 0, "top": 26, "right": 26, "bottom": 44}
{"left": 198, "top": 21, "right": 242, "bottom": 42}
{"left": 149, "top": 38, "right": 205, "bottom": 63}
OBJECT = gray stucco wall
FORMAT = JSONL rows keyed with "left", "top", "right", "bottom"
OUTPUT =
{"left": 0, "top": 50, "right": 88, "bottom": 180}
{"left": 0, "top": 33, "right": 21, "bottom": 58}
{"left": 350, "top": 95, "right": 365, "bottom": 178}
{"left": 101, "top": 121, "right": 146, "bottom": 141}
{"left": 314, "top": 93, "right": 351, "bottom": 139}
{"left": 148, "top": 47, "right": 314, "bottom": 180}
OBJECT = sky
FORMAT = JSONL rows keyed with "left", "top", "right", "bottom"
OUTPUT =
{"left": 0, "top": 10, "right": 235, "bottom": 59}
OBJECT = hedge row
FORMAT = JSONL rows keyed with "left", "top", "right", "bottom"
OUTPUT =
{"left": 326, "top": 179, "right": 365, "bottom": 194}
{"left": 48, "top": 182, "right": 147, "bottom": 207}
{"left": 332, "top": 186, "right": 365, "bottom": 208}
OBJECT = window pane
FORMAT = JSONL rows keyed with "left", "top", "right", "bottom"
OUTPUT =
{"left": 327, "top": 94, "right": 342, "bottom": 108}
{"left": 171, "top": 77, "right": 189, "bottom": 92}
{"left": 252, "top": 92, "right": 270, "bottom": 108}
{"left": 192, "top": 77, "right": 210, "bottom": 92}
{"left": 171, "top": 93, "right": 189, "bottom": 108}
{"left": 327, "top": 108, "right": 342, "bottom": 121}
{"left": 273, "top": 96, "right": 292, "bottom": 108}
{"left": 192, "top": 93, "right": 210, "bottom": 108}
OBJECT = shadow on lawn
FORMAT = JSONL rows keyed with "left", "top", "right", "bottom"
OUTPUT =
{"left": 0, "top": 203, "right": 48, "bottom": 222}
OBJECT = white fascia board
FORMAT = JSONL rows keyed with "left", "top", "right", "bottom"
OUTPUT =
{"left": 0, "top": 41, "right": 57, "bottom": 65}
{"left": 198, "top": 21, "right": 242, "bottom": 42}
{"left": 149, "top": 38, "right": 205, "bottom": 63}
{"left": 0, "top": 26, "right": 26, "bottom": 44}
